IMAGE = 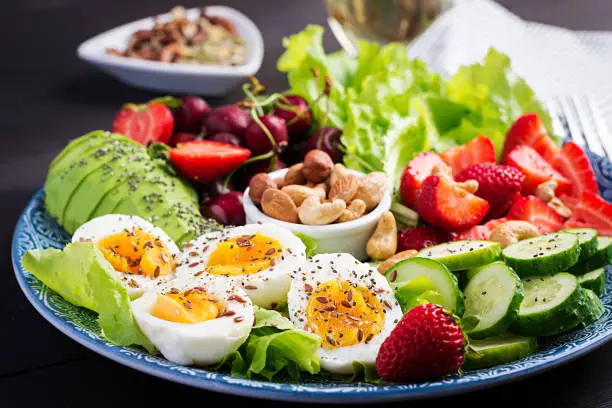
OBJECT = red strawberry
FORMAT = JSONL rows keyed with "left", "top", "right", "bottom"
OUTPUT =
{"left": 397, "top": 226, "right": 451, "bottom": 252}
{"left": 501, "top": 113, "right": 560, "bottom": 163}
{"left": 506, "top": 145, "right": 571, "bottom": 195}
{"left": 440, "top": 136, "right": 496, "bottom": 175}
{"left": 456, "top": 163, "right": 525, "bottom": 220}
{"left": 418, "top": 175, "right": 489, "bottom": 232}
{"left": 452, "top": 218, "right": 509, "bottom": 241}
{"left": 169, "top": 140, "right": 251, "bottom": 183}
{"left": 551, "top": 141, "right": 599, "bottom": 199}
{"left": 400, "top": 152, "right": 447, "bottom": 208}
{"left": 560, "top": 194, "right": 580, "bottom": 211}
{"left": 507, "top": 195, "right": 564, "bottom": 233}
{"left": 112, "top": 102, "right": 174, "bottom": 146}
{"left": 564, "top": 192, "right": 612, "bottom": 236}
{"left": 376, "top": 303, "right": 464, "bottom": 382}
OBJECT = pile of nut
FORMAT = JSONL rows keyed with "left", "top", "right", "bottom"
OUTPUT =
{"left": 106, "top": 6, "right": 248, "bottom": 65}
{"left": 248, "top": 149, "right": 388, "bottom": 225}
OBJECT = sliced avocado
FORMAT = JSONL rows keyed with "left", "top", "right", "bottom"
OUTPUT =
{"left": 48, "top": 130, "right": 110, "bottom": 173}
{"left": 47, "top": 139, "right": 147, "bottom": 229}
{"left": 63, "top": 147, "right": 151, "bottom": 233}
{"left": 112, "top": 162, "right": 206, "bottom": 244}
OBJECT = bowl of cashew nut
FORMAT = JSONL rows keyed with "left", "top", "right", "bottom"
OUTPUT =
{"left": 243, "top": 149, "right": 392, "bottom": 260}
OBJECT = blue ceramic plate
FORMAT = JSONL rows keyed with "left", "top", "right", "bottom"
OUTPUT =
{"left": 11, "top": 150, "right": 612, "bottom": 404}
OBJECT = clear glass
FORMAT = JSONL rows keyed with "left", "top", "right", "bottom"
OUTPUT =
{"left": 324, "top": 0, "right": 452, "bottom": 54}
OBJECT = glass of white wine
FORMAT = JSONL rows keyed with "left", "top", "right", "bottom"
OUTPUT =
{"left": 324, "top": 0, "right": 452, "bottom": 56}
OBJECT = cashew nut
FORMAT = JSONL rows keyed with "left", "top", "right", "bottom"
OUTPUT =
{"left": 536, "top": 180, "right": 572, "bottom": 218}
{"left": 298, "top": 196, "right": 346, "bottom": 225}
{"left": 329, "top": 163, "right": 348, "bottom": 187}
{"left": 338, "top": 199, "right": 366, "bottom": 223}
{"left": 377, "top": 250, "right": 418, "bottom": 274}
{"left": 281, "top": 184, "right": 326, "bottom": 206}
{"left": 489, "top": 220, "right": 540, "bottom": 248}
{"left": 354, "top": 172, "right": 388, "bottom": 211}
{"left": 366, "top": 211, "right": 398, "bottom": 261}
{"left": 431, "top": 163, "right": 478, "bottom": 193}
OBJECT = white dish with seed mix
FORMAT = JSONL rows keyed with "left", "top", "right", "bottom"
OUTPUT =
{"left": 77, "top": 6, "right": 264, "bottom": 95}
{"left": 243, "top": 168, "right": 392, "bottom": 260}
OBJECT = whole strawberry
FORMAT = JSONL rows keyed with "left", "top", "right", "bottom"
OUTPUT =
{"left": 397, "top": 226, "right": 451, "bottom": 252}
{"left": 376, "top": 303, "right": 464, "bottom": 382}
{"left": 455, "top": 163, "right": 525, "bottom": 219}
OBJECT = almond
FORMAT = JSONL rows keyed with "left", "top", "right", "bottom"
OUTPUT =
{"left": 329, "top": 174, "right": 359, "bottom": 203}
{"left": 260, "top": 189, "right": 299, "bottom": 223}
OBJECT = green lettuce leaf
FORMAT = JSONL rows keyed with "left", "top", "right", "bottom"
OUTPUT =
{"left": 219, "top": 307, "right": 320, "bottom": 380}
{"left": 294, "top": 233, "right": 318, "bottom": 257}
{"left": 22, "top": 242, "right": 155, "bottom": 351}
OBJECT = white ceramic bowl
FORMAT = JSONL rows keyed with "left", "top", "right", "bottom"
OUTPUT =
{"left": 77, "top": 6, "right": 264, "bottom": 96}
{"left": 243, "top": 168, "right": 392, "bottom": 261}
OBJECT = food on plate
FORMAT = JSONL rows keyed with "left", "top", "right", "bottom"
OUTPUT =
{"left": 507, "top": 195, "right": 565, "bottom": 234}
{"left": 366, "top": 211, "right": 397, "bottom": 261}
{"left": 399, "top": 152, "right": 446, "bottom": 208}
{"left": 169, "top": 140, "right": 251, "bottom": 182}
{"left": 463, "top": 334, "right": 537, "bottom": 370}
{"left": 488, "top": 220, "right": 539, "bottom": 249}
{"left": 177, "top": 223, "right": 306, "bottom": 308}
{"left": 203, "top": 191, "right": 246, "bottom": 226}
{"left": 273, "top": 94, "right": 312, "bottom": 140}
{"left": 578, "top": 268, "right": 606, "bottom": 296}
{"left": 419, "top": 240, "right": 501, "bottom": 271}
{"left": 248, "top": 150, "right": 389, "bottom": 225}
{"left": 174, "top": 95, "right": 210, "bottom": 134}
{"left": 440, "top": 135, "right": 496, "bottom": 175}
{"left": 505, "top": 145, "right": 570, "bottom": 195}
{"left": 22, "top": 242, "right": 155, "bottom": 351}
{"left": 112, "top": 99, "right": 175, "bottom": 145}
{"left": 568, "top": 236, "right": 612, "bottom": 275}
{"left": 72, "top": 214, "right": 180, "bottom": 298}
{"left": 131, "top": 276, "right": 254, "bottom": 366}
{"left": 501, "top": 113, "right": 560, "bottom": 163}
{"left": 44, "top": 131, "right": 208, "bottom": 245}
{"left": 287, "top": 253, "right": 403, "bottom": 374}
{"left": 106, "top": 6, "right": 248, "bottom": 66}
{"left": 376, "top": 303, "right": 464, "bottom": 382}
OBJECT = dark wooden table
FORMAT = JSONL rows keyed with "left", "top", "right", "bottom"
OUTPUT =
{"left": 3, "top": 0, "right": 612, "bottom": 406}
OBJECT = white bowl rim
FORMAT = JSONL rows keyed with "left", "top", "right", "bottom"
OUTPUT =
{"left": 76, "top": 6, "right": 264, "bottom": 77}
{"left": 243, "top": 168, "right": 392, "bottom": 234}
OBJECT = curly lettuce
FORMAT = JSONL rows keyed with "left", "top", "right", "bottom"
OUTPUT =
{"left": 22, "top": 242, "right": 155, "bottom": 351}
{"left": 278, "top": 25, "right": 556, "bottom": 185}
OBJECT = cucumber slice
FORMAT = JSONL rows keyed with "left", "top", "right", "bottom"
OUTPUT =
{"left": 463, "top": 333, "right": 537, "bottom": 370}
{"left": 385, "top": 257, "right": 464, "bottom": 315}
{"left": 578, "top": 288, "right": 605, "bottom": 328}
{"left": 418, "top": 240, "right": 501, "bottom": 271}
{"left": 563, "top": 228, "right": 598, "bottom": 262}
{"left": 510, "top": 273, "right": 586, "bottom": 336}
{"left": 463, "top": 262, "right": 524, "bottom": 338}
{"left": 578, "top": 268, "right": 606, "bottom": 296}
{"left": 568, "top": 236, "right": 612, "bottom": 275}
{"left": 502, "top": 233, "right": 580, "bottom": 277}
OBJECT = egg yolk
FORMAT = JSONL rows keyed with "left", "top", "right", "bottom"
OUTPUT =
{"left": 205, "top": 233, "right": 282, "bottom": 276}
{"left": 306, "top": 280, "right": 384, "bottom": 349}
{"left": 97, "top": 227, "right": 174, "bottom": 278}
{"left": 150, "top": 287, "right": 223, "bottom": 324}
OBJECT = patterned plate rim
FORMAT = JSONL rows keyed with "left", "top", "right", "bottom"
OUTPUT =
{"left": 12, "top": 188, "right": 612, "bottom": 404}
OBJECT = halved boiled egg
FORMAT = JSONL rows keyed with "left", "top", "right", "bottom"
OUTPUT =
{"left": 72, "top": 214, "right": 179, "bottom": 298}
{"left": 177, "top": 223, "right": 306, "bottom": 309}
{"left": 287, "top": 253, "right": 403, "bottom": 375}
{"left": 131, "top": 275, "right": 253, "bottom": 366}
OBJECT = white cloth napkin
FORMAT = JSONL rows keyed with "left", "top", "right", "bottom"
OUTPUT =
{"left": 408, "top": 0, "right": 612, "bottom": 137}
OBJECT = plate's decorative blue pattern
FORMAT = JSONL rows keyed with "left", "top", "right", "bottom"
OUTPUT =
{"left": 11, "top": 151, "right": 612, "bottom": 403}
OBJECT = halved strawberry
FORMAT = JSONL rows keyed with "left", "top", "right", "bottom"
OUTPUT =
{"left": 506, "top": 145, "right": 570, "bottom": 195}
{"left": 501, "top": 113, "right": 560, "bottom": 163}
{"left": 452, "top": 218, "right": 509, "bottom": 241}
{"left": 400, "top": 152, "right": 447, "bottom": 208}
{"left": 440, "top": 136, "right": 496, "bottom": 175}
{"left": 417, "top": 175, "right": 489, "bottom": 232}
{"left": 564, "top": 192, "right": 612, "bottom": 236}
{"left": 112, "top": 102, "right": 174, "bottom": 146}
{"left": 169, "top": 140, "right": 251, "bottom": 183}
{"left": 507, "top": 195, "right": 564, "bottom": 233}
{"left": 551, "top": 141, "right": 599, "bottom": 199}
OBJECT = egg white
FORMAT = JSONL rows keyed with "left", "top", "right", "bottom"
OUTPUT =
{"left": 176, "top": 223, "right": 306, "bottom": 309}
{"left": 72, "top": 214, "right": 180, "bottom": 298}
{"left": 131, "top": 275, "right": 254, "bottom": 366}
{"left": 287, "top": 253, "right": 402, "bottom": 375}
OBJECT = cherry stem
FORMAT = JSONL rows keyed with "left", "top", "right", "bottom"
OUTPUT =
{"left": 242, "top": 83, "right": 264, "bottom": 117}
{"left": 250, "top": 109, "right": 277, "bottom": 150}
{"left": 222, "top": 150, "right": 276, "bottom": 190}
